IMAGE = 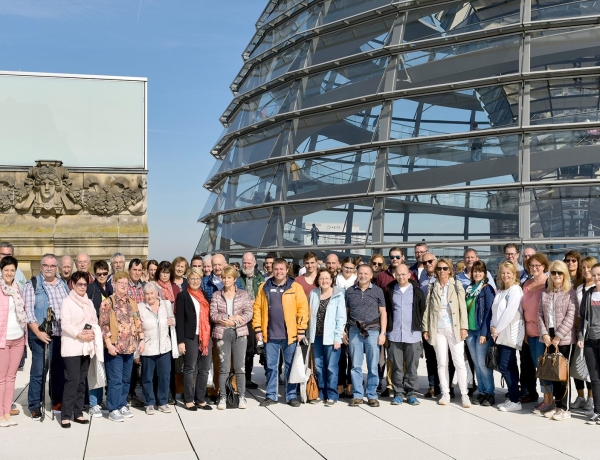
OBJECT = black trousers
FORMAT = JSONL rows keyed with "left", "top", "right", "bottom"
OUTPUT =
{"left": 520, "top": 341, "right": 538, "bottom": 397}
{"left": 245, "top": 323, "right": 256, "bottom": 381}
{"left": 423, "top": 340, "right": 440, "bottom": 391}
{"left": 584, "top": 339, "right": 600, "bottom": 413}
{"left": 61, "top": 355, "right": 90, "bottom": 421}
{"left": 129, "top": 361, "right": 141, "bottom": 397}
{"left": 338, "top": 344, "right": 352, "bottom": 388}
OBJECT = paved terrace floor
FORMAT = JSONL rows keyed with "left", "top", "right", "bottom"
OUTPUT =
{"left": 1, "top": 357, "right": 597, "bottom": 460}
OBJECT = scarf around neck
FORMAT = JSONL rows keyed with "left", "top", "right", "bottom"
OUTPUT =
{"left": 0, "top": 278, "right": 27, "bottom": 330}
{"left": 158, "top": 280, "right": 175, "bottom": 303}
{"left": 69, "top": 288, "right": 92, "bottom": 310}
{"left": 187, "top": 288, "right": 210, "bottom": 356}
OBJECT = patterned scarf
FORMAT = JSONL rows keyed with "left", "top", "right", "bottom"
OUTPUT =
{"left": 187, "top": 288, "right": 211, "bottom": 356}
{"left": 0, "top": 278, "right": 27, "bottom": 330}
{"left": 466, "top": 280, "right": 484, "bottom": 313}
{"left": 157, "top": 280, "right": 175, "bottom": 303}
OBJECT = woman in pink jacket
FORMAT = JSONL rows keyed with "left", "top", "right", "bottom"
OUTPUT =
{"left": 0, "top": 256, "right": 26, "bottom": 428}
{"left": 60, "top": 271, "right": 98, "bottom": 428}
{"left": 209, "top": 265, "right": 253, "bottom": 410}
{"left": 537, "top": 260, "right": 577, "bottom": 422}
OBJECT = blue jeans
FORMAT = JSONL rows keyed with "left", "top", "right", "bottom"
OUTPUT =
{"left": 465, "top": 330, "right": 494, "bottom": 395}
{"left": 348, "top": 327, "right": 379, "bottom": 400}
{"left": 27, "top": 335, "right": 65, "bottom": 411}
{"left": 104, "top": 352, "right": 134, "bottom": 412}
{"left": 265, "top": 339, "right": 297, "bottom": 402}
{"left": 312, "top": 336, "right": 341, "bottom": 401}
{"left": 498, "top": 345, "right": 520, "bottom": 403}
{"left": 528, "top": 336, "right": 552, "bottom": 393}
{"left": 89, "top": 387, "right": 104, "bottom": 407}
{"left": 141, "top": 352, "right": 171, "bottom": 407}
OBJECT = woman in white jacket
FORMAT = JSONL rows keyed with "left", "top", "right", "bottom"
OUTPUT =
{"left": 307, "top": 269, "right": 347, "bottom": 406}
{"left": 490, "top": 261, "right": 524, "bottom": 413}
{"left": 138, "top": 282, "right": 175, "bottom": 415}
{"left": 335, "top": 257, "right": 358, "bottom": 290}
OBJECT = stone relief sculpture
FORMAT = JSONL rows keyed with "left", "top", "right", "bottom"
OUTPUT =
{"left": 0, "top": 160, "right": 147, "bottom": 216}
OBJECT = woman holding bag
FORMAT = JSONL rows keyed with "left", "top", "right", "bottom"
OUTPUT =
{"left": 307, "top": 268, "right": 346, "bottom": 406}
{"left": 138, "top": 282, "right": 175, "bottom": 415}
{"left": 537, "top": 260, "right": 577, "bottom": 421}
{"left": 209, "top": 265, "right": 253, "bottom": 410}
{"left": 490, "top": 261, "right": 524, "bottom": 413}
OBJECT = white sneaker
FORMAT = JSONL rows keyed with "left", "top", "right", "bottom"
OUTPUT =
{"left": 462, "top": 395, "right": 471, "bottom": 408}
{"left": 238, "top": 397, "right": 247, "bottom": 409}
{"left": 108, "top": 410, "right": 124, "bottom": 422}
{"left": 544, "top": 408, "right": 558, "bottom": 419}
{"left": 571, "top": 396, "right": 586, "bottom": 409}
{"left": 89, "top": 405, "right": 103, "bottom": 418}
{"left": 0, "top": 420, "right": 9, "bottom": 428}
{"left": 217, "top": 396, "right": 227, "bottom": 410}
{"left": 145, "top": 405, "right": 155, "bottom": 415}
{"left": 438, "top": 394, "right": 450, "bottom": 405}
{"left": 496, "top": 400, "right": 509, "bottom": 409}
{"left": 119, "top": 407, "right": 134, "bottom": 418}
{"left": 499, "top": 401, "right": 522, "bottom": 412}
{"left": 552, "top": 409, "right": 571, "bottom": 421}
{"left": 158, "top": 405, "right": 171, "bottom": 413}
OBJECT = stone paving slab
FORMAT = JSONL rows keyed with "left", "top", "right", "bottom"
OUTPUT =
{"left": 0, "top": 356, "right": 592, "bottom": 459}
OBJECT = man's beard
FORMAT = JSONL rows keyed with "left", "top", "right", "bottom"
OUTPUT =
{"left": 242, "top": 267, "right": 255, "bottom": 277}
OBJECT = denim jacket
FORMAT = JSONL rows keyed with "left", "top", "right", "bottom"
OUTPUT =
{"left": 472, "top": 284, "right": 496, "bottom": 340}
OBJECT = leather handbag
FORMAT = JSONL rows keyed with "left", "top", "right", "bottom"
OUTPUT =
{"left": 536, "top": 347, "right": 569, "bottom": 382}
{"left": 306, "top": 349, "right": 319, "bottom": 402}
{"left": 485, "top": 342, "right": 500, "bottom": 372}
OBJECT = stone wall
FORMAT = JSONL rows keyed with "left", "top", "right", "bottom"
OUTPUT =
{"left": 0, "top": 160, "right": 148, "bottom": 277}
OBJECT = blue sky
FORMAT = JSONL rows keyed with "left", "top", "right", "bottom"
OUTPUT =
{"left": 0, "top": 0, "right": 265, "bottom": 261}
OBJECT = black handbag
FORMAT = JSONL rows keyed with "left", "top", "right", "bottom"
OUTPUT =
{"left": 485, "top": 342, "right": 500, "bottom": 371}
{"left": 225, "top": 373, "right": 239, "bottom": 409}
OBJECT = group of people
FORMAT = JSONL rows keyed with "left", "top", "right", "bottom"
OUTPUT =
{"left": 0, "top": 241, "right": 599, "bottom": 429}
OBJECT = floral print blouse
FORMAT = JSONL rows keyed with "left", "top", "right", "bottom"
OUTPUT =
{"left": 100, "top": 294, "right": 143, "bottom": 355}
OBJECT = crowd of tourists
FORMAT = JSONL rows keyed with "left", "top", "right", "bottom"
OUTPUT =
{"left": 0, "top": 241, "right": 599, "bottom": 428}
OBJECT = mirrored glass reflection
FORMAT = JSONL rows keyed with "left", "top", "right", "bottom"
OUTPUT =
{"left": 531, "top": 0, "right": 600, "bottom": 21}
{"left": 530, "top": 26, "right": 600, "bottom": 72}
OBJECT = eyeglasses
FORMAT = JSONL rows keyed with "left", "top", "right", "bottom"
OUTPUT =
{"left": 396, "top": 273, "right": 409, "bottom": 277}
{"left": 372, "top": 262, "right": 383, "bottom": 267}
{"left": 529, "top": 264, "right": 543, "bottom": 270}
{"left": 423, "top": 259, "right": 435, "bottom": 265}
{"left": 188, "top": 277, "right": 202, "bottom": 282}
{"left": 390, "top": 255, "right": 403, "bottom": 260}
{"left": 436, "top": 266, "right": 450, "bottom": 272}
{"left": 75, "top": 282, "right": 88, "bottom": 288}
{"left": 42, "top": 264, "right": 57, "bottom": 269}
{"left": 115, "top": 281, "right": 129, "bottom": 286}
{"left": 550, "top": 271, "right": 564, "bottom": 276}
{"left": 415, "top": 250, "right": 427, "bottom": 255}
{"left": 504, "top": 252, "right": 518, "bottom": 257}
{"left": 95, "top": 272, "right": 108, "bottom": 277}
{"left": 564, "top": 259, "right": 577, "bottom": 264}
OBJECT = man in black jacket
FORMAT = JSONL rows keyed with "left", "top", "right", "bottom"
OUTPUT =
{"left": 384, "top": 264, "right": 425, "bottom": 406}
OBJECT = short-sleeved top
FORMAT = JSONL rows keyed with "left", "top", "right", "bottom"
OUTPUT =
{"left": 346, "top": 283, "right": 385, "bottom": 324}
{"left": 295, "top": 275, "right": 315, "bottom": 299}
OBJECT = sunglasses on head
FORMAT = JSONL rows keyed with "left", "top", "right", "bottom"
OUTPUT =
{"left": 436, "top": 266, "right": 450, "bottom": 272}
{"left": 550, "top": 271, "right": 563, "bottom": 276}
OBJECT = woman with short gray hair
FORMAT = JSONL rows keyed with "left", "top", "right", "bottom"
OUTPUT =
{"left": 138, "top": 281, "right": 175, "bottom": 415}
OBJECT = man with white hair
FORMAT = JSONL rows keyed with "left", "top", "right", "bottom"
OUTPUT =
{"left": 59, "top": 255, "right": 74, "bottom": 284}
{"left": 239, "top": 252, "right": 264, "bottom": 389}
{"left": 108, "top": 252, "right": 126, "bottom": 285}
{"left": 202, "top": 255, "right": 212, "bottom": 277}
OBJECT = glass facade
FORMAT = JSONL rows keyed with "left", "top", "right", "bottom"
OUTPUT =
{"left": 197, "top": 0, "right": 600, "bottom": 259}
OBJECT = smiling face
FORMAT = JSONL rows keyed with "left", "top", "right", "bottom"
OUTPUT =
{"left": 174, "top": 262, "right": 186, "bottom": 278}
{"left": 500, "top": 267, "right": 516, "bottom": 287}
{"left": 436, "top": 262, "right": 450, "bottom": 282}
{"left": 370, "top": 256, "right": 384, "bottom": 274}
{"left": 317, "top": 270, "right": 333, "bottom": 289}
{"left": 463, "top": 251, "right": 478, "bottom": 269}
{"left": 472, "top": 269, "right": 485, "bottom": 283}
{"left": 304, "top": 257, "right": 318, "bottom": 276}
{"left": 422, "top": 253, "right": 437, "bottom": 275}
{"left": 115, "top": 278, "right": 129, "bottom": 297}
{"left": 73, "top": 278, "right": 88, "bottom": 297}
{"left": 2, "top": 263, "right": 16, "bottom": 285}
{"left": 129, "top": 262, "right": 142, "bottom": 283}
{"left": 144, "top": 288, "right": 158, "bottom": 305}
{"left": 41, "top": 256, "right": 58, "bottom": 282}
{"left": 187, "top": 273, "right": 202, "bottom": 291}
{"left": 389, "top": 250, "right": 404, "bottom": 268}
{"left": 325, "top": 254, "right": 339, "bottom": 272}
{"left": 356, "top": 265, "right": 372, "bottom": 287}
{"left": 223, "top": 274, "right": 236, "bottom": 289}
{"left": 112, "top": 256, "right": 125, "bottom": 272}
{"left": 211, "top": 255, "right": 226, "bottom": 276}
{"left": 341, "top": 261, "right": 356, "bottom": 280}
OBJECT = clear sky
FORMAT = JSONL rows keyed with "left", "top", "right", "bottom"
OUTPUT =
{"left": 0, "top": 0, "right": 266, "bottom": 262}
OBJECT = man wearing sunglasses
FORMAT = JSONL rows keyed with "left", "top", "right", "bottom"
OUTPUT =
{"left": 376, "top": 247, "right": 415, "bottom": 291}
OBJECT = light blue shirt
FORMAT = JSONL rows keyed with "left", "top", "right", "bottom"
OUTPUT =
{"left": 457, "top": 269, "right": 497, "bottom": 291}
{"left": 388, "top": 284, "right": 420, "bottom": 344}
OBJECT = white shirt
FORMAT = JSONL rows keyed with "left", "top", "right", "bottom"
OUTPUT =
{"left": 226, "top": 297, "right": 234, "bottom": 317}
{"left": 6, "top": 296, "right": 24, "bottom": 340}
{"left": 437, "top": 283, "right": 452, "bottom": 329}
{"left": 190, "top": 296, "right": 200, "bottom": 335}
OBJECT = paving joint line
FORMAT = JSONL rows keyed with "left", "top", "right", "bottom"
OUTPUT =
{"left": 173, "top": 403, "right": 201, "bottom": 460}
{"left": 247, "top": 389, "right": 327, "bottom": 459}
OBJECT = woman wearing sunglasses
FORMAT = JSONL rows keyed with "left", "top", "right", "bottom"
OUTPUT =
{"left": 537, "top": 260, "right": 577, "bottom": 421}
{"left": 422, "top": 258, "right": 470, "bottom": 408}
{"left": 369, "top": 254, "right": 386, "bottom": 284}
{"left": 490, "top": 261, "right": 524, "bottom": 413}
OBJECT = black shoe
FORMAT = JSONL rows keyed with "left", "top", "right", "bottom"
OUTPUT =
{"left": 468, "top": 387, "right": 476, "bottom": 397}
{"left": 481, "top": 395, "right": 495, "bottom": 407}
{"left": 380, "top": 388, "right": 391, "bottom": 398}
{"left": 184, "top": 404, "right": 197, "bottom": 411}
{"left": 30, "top": 408, "right": 42, "bottom": 421}
{"left": 168, "top": 398, "right": 176, "bottom": 405}
{"left": 260, "top": 398, "right": 277, "bottom": 407}
{"left": 471, "top": 394, "right": 483, "bottom": 406}
{"left": 73, "top": 418, "right": 89, "bottom": 425}
{"left": 128, "top": 395, "right": 144, "bottom": 408}
{"left": 60, "top": 422, "right": 71, "bottom": 429}
{"left": 449, "top": 389, "right": 456, "bottom": 399}
{"left": 287, "top": 399, "right": 300, "bottom": 408}
{"left": 196, "top": 403, "right": 213, "bottom": 411}
{"left": 246, "top": 381, "right": 259, "bottom": 389}
{"left": 423, "top": 387, "right": 434, "bottom": 398}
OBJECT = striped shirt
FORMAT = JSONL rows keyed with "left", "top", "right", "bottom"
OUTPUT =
{"left": 23, "top": 277, "right": 69, "bottom": 336}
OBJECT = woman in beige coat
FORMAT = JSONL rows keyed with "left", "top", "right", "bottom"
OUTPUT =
{"left": 422, "top": 258, "right": 469, "bottom": 407}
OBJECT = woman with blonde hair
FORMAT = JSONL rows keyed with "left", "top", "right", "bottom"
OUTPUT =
{"left": 537, "top": 260, "right": 577, "bottom": 421}
{"left": 490, "top": 261, "right": 524, "bottom": 412}
{"left": 422, "top": 257, "right": 470, "bottom": 408}
{"left": 171, "top": 256, "right": 189, "bottom": 292}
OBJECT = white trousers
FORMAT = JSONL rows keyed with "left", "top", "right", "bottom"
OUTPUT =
{"left": 434, "top": 327, "right": 468, "bottom": 395}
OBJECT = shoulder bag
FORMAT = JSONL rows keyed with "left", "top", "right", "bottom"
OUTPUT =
{"left": 485, "top": 342, "right": 500, "bottom": 372}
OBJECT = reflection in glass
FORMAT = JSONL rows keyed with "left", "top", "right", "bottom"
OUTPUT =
{"left": 387, "top": 134, "right": 520, "bottom": 190}
{"left": 291, "top": 103, "right": 382, "bottom": 154}
{"left": 299, "top": 58, "right": 388, "bottom": 109}
{"left": 530, "top": 78, "right": 600, "bottom": 126}
{"left": 383, "top": 189, "right": 519, "bottom": 243}
{"left": 397, "top": 35, "right": 520, "bottom": 90}
{"left": 530, "top": 26, "right": 600, "bottom": 72}
{"left": 311, "top": 15, "right": 396, "bottom": 66}
{"left": 530, "top": 186, "right": 600, "bottom": 239}
{"left": 322, "top": 0, "right": 391, "bottom": 25}
{"left": 389, "top": 84, "right": 519, "bottom": 140}
{"left": 216, "top": 122, "right": 286, "bottom": 166}
{"left": 403, "top": 1, "right": 520, "bottom": 43}
{"left": 212, "top": 208, "right": 273, "bottom": 251}
{"left": 286, "top": 151, "right": 377, "bottom": 201}
{"left": 282, "top": 198, "right": 374, "bottom": 248}
{"left": 529, "top": 130, "right": 600, "bottom": 181}
{"left": 531, "top": 0, "right": 600, "bottom": 21}
{"left": 238, "top": 42, "right": 309, "bottom": 95}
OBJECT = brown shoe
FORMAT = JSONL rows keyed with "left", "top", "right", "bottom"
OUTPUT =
{"left": 367, "top": 399, "right": 380, "bottom": 407}
{"left": 348, "top": 398, "right": 363, "bottom": 407}
{"left": 10, "top": 409, "right": 19, "bottom": 416}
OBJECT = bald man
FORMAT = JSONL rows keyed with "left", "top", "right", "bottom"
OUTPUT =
{"left": 326, "top": 254, "right": 340, "bottom": 275}
{"left": 201, "top": 253, "right": 242, "bottom": 303}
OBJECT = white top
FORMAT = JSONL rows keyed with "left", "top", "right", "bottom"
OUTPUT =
{"left": 336, "top": 273, "right": 357, "bottom": 290}
{"left": 226, "top": 297, "right": 234, "bottom": 317}
{"left": 577, "top": 284, "right": 594, "bottom": 305}
{"left": 6, "top": 296, "right": 24, "bottom": 340}
{"left": 491, "top": 285, "right": 524, "bottom": 333}
{"left": 190, "top": 296, "right": 200, "bottom": 336}
{"left": 437, "top": 283, "right": 452, "bottom": 329}
{"left": 399, "top": 285, "right": 409, "bottom": 294}
{"left": 548, "top": 294, "right": 555, "bottom": 329}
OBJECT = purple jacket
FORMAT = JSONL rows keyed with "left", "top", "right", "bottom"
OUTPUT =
{"left": 209, "top": 289, "right": 253, "bottom": 340}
